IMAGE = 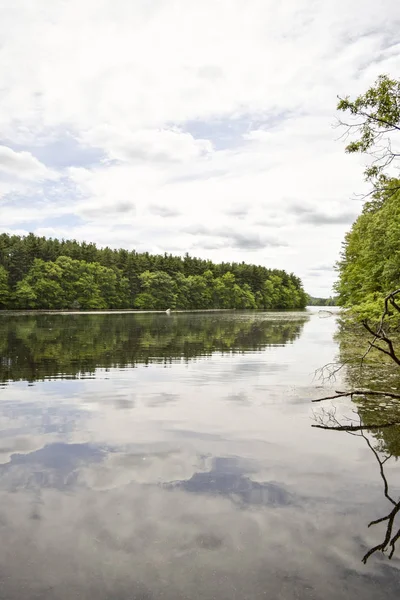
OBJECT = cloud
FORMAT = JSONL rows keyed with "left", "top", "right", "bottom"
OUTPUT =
{"left": 225, "top": 205, "right": 249, "bottom": 218}
{"left": 307, "top": 271, "right": 323, "bottom": 277}
{"left": 227, "top": 231, "right": 286, "bottom": 250}
{"left": 309, "top": 264, "right": 335, "bottom": 272}
{"left": 0, "top": 145, "right": 55, "bottom": 181}
{"left": 299, "top": 211, "right": 357, "bottom": 225}
{"left": 185, "top": 224, "right": 209, "bottom": 236}
{"left": 149, "top": 204, "right": 181, "bottom": 218}
{"left": 188, "top": 225, "right": 287, "bottom": 251}
{"left": 81, "top": 127, "right": 213, "bottom": 164}
{"left": 290, "top": 203, "right": 358, "bottom": 225}
{"left": 114, "top": 201, "right": 136, "bottom": 214}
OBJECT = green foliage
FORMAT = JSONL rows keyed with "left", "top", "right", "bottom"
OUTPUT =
{"left": 306, "top": 295, "right": 337, "bottom": 306}
{"left": 14, "top": 280, "right": 37, "bottom": 308}
{"left": 13, "top": 256, "right": 129, "bottom": 310}
{"left": 134, "top": 271, "right": 178, "bottom": 309}
{"left": 0, "top": 233, "right": 307, "bottom": 311}
{"left": 333, "top": 75, "right": 400, "bottom": 455}
{"left": 0, "top": 265, "right": 10, "bottom": 309}
{"left": 337, "top": 74, "right": 400, "bottom": 189}
{"left": 335, "top": 183, "right": 400, "bottom": 321}
{"left": 336, "top": 75, "right": 400, "bottom": 321}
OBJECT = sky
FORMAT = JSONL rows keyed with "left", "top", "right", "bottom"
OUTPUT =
{"left": 0, "top": 0, "right": 400, "bottom": 296}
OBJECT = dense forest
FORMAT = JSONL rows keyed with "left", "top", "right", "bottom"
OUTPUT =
{"left": 336, "top": 182, "right": 400, "bottom": 320}
{"left": 0, "top": 233, "right": 307, "bottom": 310}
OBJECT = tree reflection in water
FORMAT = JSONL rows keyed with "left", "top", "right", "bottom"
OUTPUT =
{"left": 313, "top": 406, "right": 400, "bottom": 563}
{"left": 0, "top": 311, "right": 307, "bottom": 383}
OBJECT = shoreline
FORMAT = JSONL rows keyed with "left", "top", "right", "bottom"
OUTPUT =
{"left": 0, "top": 307, "right": 333, "bottom": 316}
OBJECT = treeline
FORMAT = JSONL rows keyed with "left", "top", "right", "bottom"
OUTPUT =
{"left": 0, "top": 233, "right": 307, "bottom": 310}
{"left": 336, "top": 181, "right": 400, "bottom": 320}
{"left": 306, "top": 295, "right": 337, "bottom": 306}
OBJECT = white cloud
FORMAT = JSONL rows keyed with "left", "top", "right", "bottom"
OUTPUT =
{"left": 0, "top": 0, "right": 399, "bottom": 294}
{"left": 81, "top": 126, "right": 213, "bottom": 163}
{"left": 0, "top": 145, "right": 57, "bottom": 203}
{"left": 0, "top": 145, "right": 56, "bottom": 182}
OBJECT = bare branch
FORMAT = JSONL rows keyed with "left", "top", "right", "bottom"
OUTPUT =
{"left": 362, "top": 502, "right": 400, "bottom": 564}
{"left": 359, "top": 433, "right": 396, "bottom": 506}
{"left": 312, "top": 421, "right": 400, "bottom": 431}
{"left": 313, "top": 361, "right": 349, "bottom": 384}
{"left": 362, "top": 317, "right": 400, "bottom": 366}
{"left": 311, "top": 392, "right": 349, "bottom": 403}
{"left": 312, "top": 389, "right": 400, "bottom": 403}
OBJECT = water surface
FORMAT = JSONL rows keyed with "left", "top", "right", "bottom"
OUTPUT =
{"left": 0, "top": 309, "right": 399, "bottom": 599}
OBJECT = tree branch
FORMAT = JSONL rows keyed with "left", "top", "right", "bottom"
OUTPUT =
{"left": 362, "top": 502, "right": 400, "bottom": 564}
{"left": 312, "top": 389, "right": 400, "bottom": 403}
{"left": 312, "top": 421, "right": 400, "bottom": 431}
{"left": 357, "top": 109, "right": 400, "bottom": 132}
{"left": 362, "top": 434, "right": 396, "bottom": 505}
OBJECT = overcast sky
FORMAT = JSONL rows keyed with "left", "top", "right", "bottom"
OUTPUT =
{"left": 1, "top": 0, "right": 400, "bottom": 295}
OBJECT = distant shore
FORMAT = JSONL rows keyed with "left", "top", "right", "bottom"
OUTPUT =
{"left": 0, "top": 307, "right": 334, "bottom": 316}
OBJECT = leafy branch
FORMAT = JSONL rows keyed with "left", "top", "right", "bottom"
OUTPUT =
{"left": 337, "top": 75, "right": 400, "bottom": 193}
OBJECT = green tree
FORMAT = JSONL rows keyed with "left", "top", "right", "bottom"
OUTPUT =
{"left": 335, "top": 183, "right": 400, "bottom": 320}
{"left": 13, "top": 256, "right": 129, "bottom": 310}
{"left": 0, "top": 265, "right": 10, "bottom": 309}
{"left": 0, "top": 233, "right": 307, "bottom": 311}
{"left": 337, "top": 74, "right": 400, "bottom": 195}
{"left": 232, "top": 283, "right": 257, "bottom": 309}
{"left": 134, "top": 271, "right": 178, "bottom": 310}
{"left": 307, "top": 295, "right": 336, "bottom": 306}
{"left": 15, "top": 280, "right": 38, "bottom": 308}
{"left": 214, "top": 272, "right": 236, "bottom": 308}
{"left": 75, "top": 273, "right": 106, "bottom": 309}
{"left": 15, "top": 259, "right": 65, "bottom": 309}
{"left": 261, "top": 276, "right": 281, "bottom": 309}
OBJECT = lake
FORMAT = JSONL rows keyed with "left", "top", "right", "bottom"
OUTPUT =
{"left": 0, "top": 309, "right": 399, "bottom": 599}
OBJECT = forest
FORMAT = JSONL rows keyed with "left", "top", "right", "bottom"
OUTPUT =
{"left": 306, "top": 295, "right": 336, "bottom": 306}
{"left": 336, "top": 181, "right": 400, "bottom": 320}
{"left": 0, "top": 233, "right": 307, "bottom": 310}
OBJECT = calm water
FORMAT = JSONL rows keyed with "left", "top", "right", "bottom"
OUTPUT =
{"left": 0, "top": 309, "right": 399, "bottom": 599}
